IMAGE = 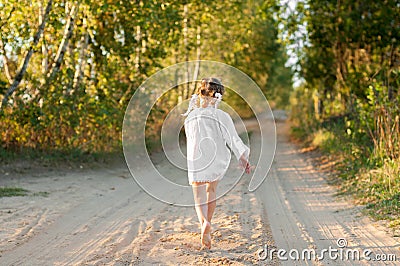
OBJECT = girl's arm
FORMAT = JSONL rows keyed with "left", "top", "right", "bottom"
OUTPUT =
{"left": 219, "top": 112, "right": 251, "bottom": 173}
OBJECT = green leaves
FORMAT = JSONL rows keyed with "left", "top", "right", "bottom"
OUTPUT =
{"left": 0, "top": 0, "right": 292, "bottom": 153}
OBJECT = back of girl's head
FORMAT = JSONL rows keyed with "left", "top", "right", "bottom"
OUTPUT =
{"left": 197, "top": 77, "right": 225, "bottom": 97}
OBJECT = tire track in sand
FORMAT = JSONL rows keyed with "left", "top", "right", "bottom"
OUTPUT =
{"left": 256, "top": 121, "right": 400, "bottom": 265}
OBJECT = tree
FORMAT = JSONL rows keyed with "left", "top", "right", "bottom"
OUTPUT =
{"left": 1, "top": 0, "right": 53, "bottom": 109}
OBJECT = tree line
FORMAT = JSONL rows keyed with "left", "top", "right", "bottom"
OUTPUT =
{"left": 0, "top": 0, "right": 292, "bottom": 154}
{"left": 283, "top": 0, "right": 399, "bottom": 225}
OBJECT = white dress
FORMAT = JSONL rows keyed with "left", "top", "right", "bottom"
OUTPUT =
{"left": 184, "top": 106, "right": 250, "bottom": 185}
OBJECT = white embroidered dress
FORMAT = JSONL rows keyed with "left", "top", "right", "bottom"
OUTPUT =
{"left": 184, "top": 106, "right": 250, "bottom": 185}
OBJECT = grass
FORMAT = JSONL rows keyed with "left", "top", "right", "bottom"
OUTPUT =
{"left": 290, "top": 119, "right": 400, "bottom": 234}
{"left": 346, "top": 160, "right": 400, "bottom": 233}
{"left": 0, "top": 187, "right": 29, "bottom": 197}
{"left": 0, "top": 187, "right": 51, "bottom": 198}
{"left": 0, "top": 145, "right": 124, "bottom": 164}
{"left": 0, "top": 146, "right": 125, "bottom": 174}
{"left": 32, "top": 191, "right": 50, "bottom": 197}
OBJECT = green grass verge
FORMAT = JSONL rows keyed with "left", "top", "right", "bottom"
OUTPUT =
{"left": 291, "top": 122, "right": 400, "bottom": 234}
{"left": 0, "top": 145, "right": 123, "bottom": 163}
{"left": 0, "top": 187, "right": 50, "bottom": 198}
{"left": 0, "top": 146, "right": 124, "bottom": 172}
{"left": 0, "top": 187, "right": 29, "bottom": 197}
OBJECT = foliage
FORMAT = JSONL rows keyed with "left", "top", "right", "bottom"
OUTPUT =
{"left": 0, "top": 0, "right": 292, "bottom": 154}
{"left": 285, "top": 0, "right": 399, "bottom": 228}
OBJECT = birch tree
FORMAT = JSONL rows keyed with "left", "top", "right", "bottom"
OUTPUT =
{"left": 1, "top": 0, "right": 53, "bottom": 109}
{"left": 45, "top": 2, "right": 79, "bottom": 85}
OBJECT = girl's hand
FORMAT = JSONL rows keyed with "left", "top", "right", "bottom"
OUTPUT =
{"left": 239, "top": 154, "right": 251, "bottom": 174}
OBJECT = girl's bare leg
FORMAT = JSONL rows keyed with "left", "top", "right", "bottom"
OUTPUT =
{"left": 192, "top": 182, "right": 208, "bottom": 225}
{"left": 206, "top": 181, "right": 218, "bottom": 223}
{"left": 192, "top": 182, "right": 211, "bottom": 249}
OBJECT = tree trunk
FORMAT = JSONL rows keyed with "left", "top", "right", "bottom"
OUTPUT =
{"left": 46, "top": 3, "right": 78, "bottom": 84}
{"left": 71, "top": 32, "right": 88, "bottom": 94}
{"left": 0, "top": 7, "right": 16, "bottom": 85}
{"left": 39, "top": 1, "right": 49, "bottom": 75}
{"left": 71, "top": 16, "right": 89, "bottom": 94}
{"left": 1, "top": 0, "right": 53, "bottom": 109}
{"left": 191, "top": 26, "right": 201, "bottom": 95}
{"left": 135, "top": 25, "right": 141, "bottom": 71}
{"left": 183, "top": 4, "right": 190, "bottom": 100}
{"left": 0, "top": 37, "right": 13, "bottom": 84}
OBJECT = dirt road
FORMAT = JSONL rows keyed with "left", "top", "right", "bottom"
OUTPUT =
{"left": 1, "top": 118, "right": 399, "bottom": 265}
{"left": 257, "top": 122, "right": 400, "bottom": 265}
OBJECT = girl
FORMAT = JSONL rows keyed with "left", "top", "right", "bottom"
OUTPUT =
{"left": 183, "top": 77, "right": 251, "bottom": 249}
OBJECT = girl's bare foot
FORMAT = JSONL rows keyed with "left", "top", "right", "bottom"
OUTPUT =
{"left": 201, "top": 220, "right": 212, "bottom": 249}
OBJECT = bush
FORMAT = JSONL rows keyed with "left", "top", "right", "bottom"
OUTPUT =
{"left": 290, "top": 82, "right": 400, "bottom": 230}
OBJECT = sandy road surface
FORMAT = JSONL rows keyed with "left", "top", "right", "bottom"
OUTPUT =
{"left": 0, "top": 116, "right": 399, "bottom": 265}
{"left": 257, "top": 122, "right": 400, "bottom": 265}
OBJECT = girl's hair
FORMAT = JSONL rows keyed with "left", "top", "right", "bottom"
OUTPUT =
{"left": 182, "top": 77, "right": 224, "bottom": 116}
{"left": 197, "top": 77, "right": 225, "bottom": 97}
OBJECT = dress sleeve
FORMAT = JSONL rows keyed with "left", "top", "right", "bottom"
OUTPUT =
{"left": 219, "top": 111, "right": 250, "bottom": 161}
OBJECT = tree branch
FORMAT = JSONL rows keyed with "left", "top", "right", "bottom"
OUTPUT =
{"left": 0, "top": 6, "right": 15, "bottom": 29}
{"left": 39, "top": 1, "right": 49, "bottom": 75}
{"left": 1, "top": 0, "right": 53, "bottom": 109}
{"left": 0, "top": 6, "right": 17, "bottom": 84}
{"left": 46, "top": 3, "right": 78, "bottom": 85}
{"left": 0, "top": 37, "right": 13, "bottom": 84}
{"left": 72, "top": 30, "right": 89, "bottom": 94}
